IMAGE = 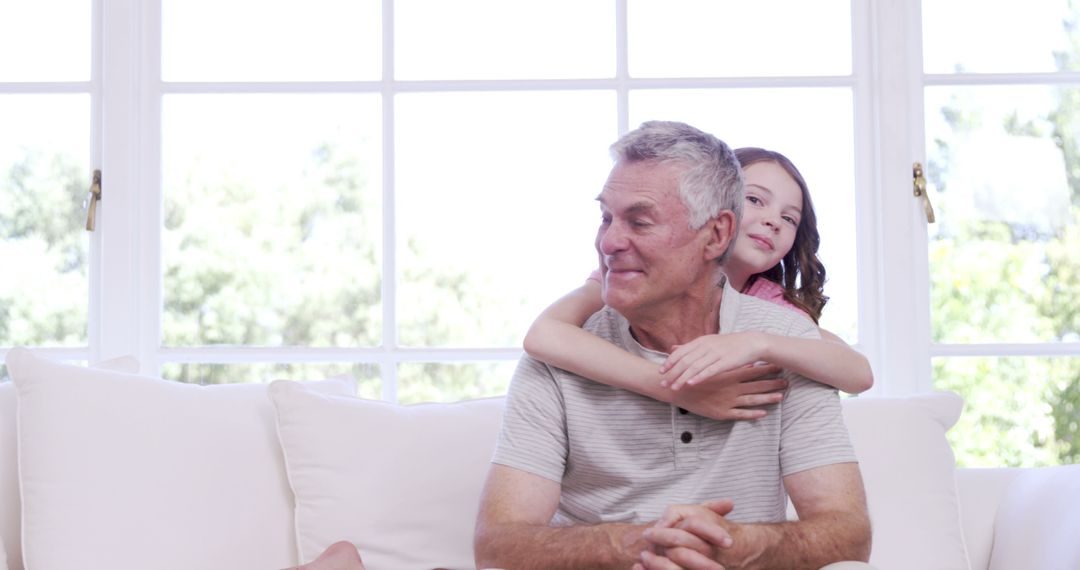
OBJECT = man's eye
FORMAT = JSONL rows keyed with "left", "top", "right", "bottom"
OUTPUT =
{"left": 600, "top": 214, "right": 612, "bottom": 225}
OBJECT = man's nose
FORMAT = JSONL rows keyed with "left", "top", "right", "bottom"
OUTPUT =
{"left": 597, "top": 220, "right": 628, "bottom": 255}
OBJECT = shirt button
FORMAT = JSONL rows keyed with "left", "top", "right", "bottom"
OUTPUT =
{"left": 680, "top": 431, "right": 693, "bottom": 444}
{"left": 678, "top": 407, "right": 688, "bottom": 415}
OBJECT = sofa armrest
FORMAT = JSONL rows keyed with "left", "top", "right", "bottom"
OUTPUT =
{"left": 985, "top": 464, "right": 1080, "bottom": 570}
{"left": 955, "top": 467, "right": 1024, "bottom": 570}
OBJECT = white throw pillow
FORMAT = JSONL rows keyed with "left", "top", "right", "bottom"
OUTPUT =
{"left": 6, "top": 347, "right": 355, "bottom": 570}
{"left": 1, "top": 355, "right": 139, "bottom": 570}
{"left": 842, "top": 391, "right": 970, "bottom": 570}
{"left": 988, "top": 463, "right": 1080, "bottom": 570}
{"left": 269, "top": 381, "right": 504, "bottom": 570}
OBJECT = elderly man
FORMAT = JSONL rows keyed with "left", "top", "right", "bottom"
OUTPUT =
{"left": 473, "top": 121, "right": 871, "bottom": 570}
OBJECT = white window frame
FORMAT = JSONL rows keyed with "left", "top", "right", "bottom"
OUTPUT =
{"left": 20, "top": 0, "right": 1070, "bottom": 399}
{"left": 88, "top": 0, "right": 901, "bottom": 397}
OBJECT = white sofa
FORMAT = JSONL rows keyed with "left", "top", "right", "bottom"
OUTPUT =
{"left": 1, "top": 347, "right": 1078, "bottom": 570}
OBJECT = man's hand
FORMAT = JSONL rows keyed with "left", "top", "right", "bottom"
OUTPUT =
{"left": 637, "top": 464, "right": 872, "bottom": 570}
{"left": 661, "top": 332, "right": 771, "bottom": 390}
{"left": 633, "top": 500, "right": 737, "bottom": 570}
{"left": 669, "top": 363, "right": 786, "bottom": 421}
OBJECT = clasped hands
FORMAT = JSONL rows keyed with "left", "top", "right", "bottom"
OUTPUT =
{"left": 633, "top": 500, "right": 742, "bottom": 570}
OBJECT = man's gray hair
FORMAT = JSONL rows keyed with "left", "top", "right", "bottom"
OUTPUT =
{"left": 610, "top": 121, "right": 744, "bottom": 264}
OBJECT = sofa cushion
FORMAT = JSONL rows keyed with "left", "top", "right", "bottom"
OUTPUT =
{"left": 988, "top": 463, "right": 1080, "bottom": 570}
{"left": 269, "top": 381, "right": 503, "bottom": 569}
{"left": 1, "top": 355, "right": 139, "bottom": 570}
{"left": 842, "top": 391, "right": 970, "bottom": 570}
{"left": 6, "top": 348, "right": 355, "bottom": 570}
{"left": 954, "top": 467, "right": 1024, "bottom": 570}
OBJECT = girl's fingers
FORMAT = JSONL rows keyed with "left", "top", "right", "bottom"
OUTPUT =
{"left": 740, "top": 379, "right": 789, "bottom": 394}
{"left": 735, "top": 392, "right": 784, "bottom": 407}
{"left": 724, "top": 407, "right": 768, "bottom": 420}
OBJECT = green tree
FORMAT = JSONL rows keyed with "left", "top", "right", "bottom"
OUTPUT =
{"left": 925, "top": 14, "right": 1080, "bottom": 465}
{"left": 161, "top": 136, "right": 520, "bottom": 397}
{"left": 0, "top": 149, "right": 88, "bottom": 348}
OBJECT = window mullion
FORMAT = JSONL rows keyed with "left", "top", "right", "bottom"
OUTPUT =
{"left": 868, "top": 0, "right": 933, "bottom": 395}
{"left": 96, "top": 0, "right": 144, "bottom": 365}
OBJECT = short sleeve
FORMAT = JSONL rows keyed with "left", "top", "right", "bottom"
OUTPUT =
{"left": 778, "top": 376, "right": 856, "bottom": 476}
{"left": 491, "top": 356, "right": 569, "bottom": 483}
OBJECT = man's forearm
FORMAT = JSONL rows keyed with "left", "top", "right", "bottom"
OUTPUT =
{"left": 727, "top": 511, "right": 871, "bottom": 570}
{"left": 475, "top": 521, "right": 649, "bottom": 570}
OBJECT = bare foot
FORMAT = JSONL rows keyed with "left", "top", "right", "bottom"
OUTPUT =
{"left": 286, "top": 541, "right": 365, "bottom": 570}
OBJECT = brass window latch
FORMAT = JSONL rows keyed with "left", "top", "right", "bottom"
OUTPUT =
{"left": 912, "top": 162, "right": 935, "bottom": 223}
{"left": 85, "top": 169, "right": 102, "bottom": 231}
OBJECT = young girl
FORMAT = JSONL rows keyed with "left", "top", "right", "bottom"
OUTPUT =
{"left": 522, "top": 147, "right": 873, "bottom": 421}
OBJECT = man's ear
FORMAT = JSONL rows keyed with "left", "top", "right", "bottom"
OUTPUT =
{"left": 703, "top": 210, "right": 737, "bottom": 262}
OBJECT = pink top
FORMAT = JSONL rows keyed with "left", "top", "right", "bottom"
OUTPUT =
{"left": 742, "top": 278, "right": 811, "bottom": 320}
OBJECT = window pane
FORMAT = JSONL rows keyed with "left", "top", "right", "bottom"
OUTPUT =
{"left": 925, "top": 86, "right": 1079, "bottom": 344}
{"left": 630, "top": 89, "right": 859, "bottom": 342}
{"left": 935, "top": 356, "right": 1078, "bottom": 467}
{"left": 628, "top": 0, "right": 851, "bottom": 78}
{"left": 395, "top": 91, "right": 615, "bottom": 347}
{"left": 0, "top": 95, "right": 89, "bottom": 347}
{"left": 162, "top": 0, "right": 380, "bottom": 81}
{"left": 923, "top": 1, "right": 1078, "bottom": 74}
{"left": 395, "top": 0, "right": 613, "bottom": 80}
{"left": 397, "top": 361, "right": 515, "bottom": 403}
{"left": 162, "top": 94, "right": 382, "bottom": 347}
{"left": 0, "top": 0, "right": 89, "bottom": 81}
{"left": 161, "top": 362, "right": 379, "bottom": 396}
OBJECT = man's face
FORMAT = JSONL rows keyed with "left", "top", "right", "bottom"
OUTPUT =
{"left": 595, "top": 160, "right": 716, "bottom": 315}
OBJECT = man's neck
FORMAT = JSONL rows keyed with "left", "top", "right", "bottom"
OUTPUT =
{"left": 627, "top": 281, "right": 726, "bottom": 354}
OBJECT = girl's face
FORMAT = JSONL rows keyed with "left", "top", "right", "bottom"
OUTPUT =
{"left": 732, "top": 161, "right": 804, "bottom": 276}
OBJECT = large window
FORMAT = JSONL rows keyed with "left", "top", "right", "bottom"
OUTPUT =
{"left": 0, "top": 0, "right": 93, "bottom": 371}
{"left": 2, "top": 1, "right": 1076, "bottom": 467}
{"left": 921, "top": 1, "right": 1080, "bottom": 466}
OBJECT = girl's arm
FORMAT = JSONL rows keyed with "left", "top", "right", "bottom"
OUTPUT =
{"left": 522, "top": 279, "right": 785, "bottom": 420}
{"left": 661, "top": 328, "right": 874, "bottom": 394}
{"left": 522, "top": 279, "right": 672, "bottom": 399}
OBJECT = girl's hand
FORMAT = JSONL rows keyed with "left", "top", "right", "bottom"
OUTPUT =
{"left": 660, "top": 332, "right": 769, "bottom": 391}
{"left": 671, "top": 364, "right": 787, "bottom": 421}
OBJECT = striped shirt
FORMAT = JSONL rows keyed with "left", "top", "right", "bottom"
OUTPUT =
{"left": 492, "top": 279, "right": 856, "bottom": 525}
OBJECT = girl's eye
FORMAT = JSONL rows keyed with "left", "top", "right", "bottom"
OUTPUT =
{"left": 783, "top": 216, "right": 798, "bottom": 226}
{"left": 745, "top": 195, "right": 762, "bottom": 205}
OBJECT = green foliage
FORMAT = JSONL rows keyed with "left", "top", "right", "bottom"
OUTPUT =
{"left": 929, "top": 71, "right": 1080, "bottom": 467}
{"left": 161, "top": 362, "right": 382, "bottom": 396}
{"left": 162, "top": 140, "right": 382, "bottom": 347}
{"left": 397, "top": 361, "right": 515, "bottom": 404}
{"left": 0, "top": 149, "right": 88, "bottom": 346}
{"left": 935, "top": 356, "right": 1066, "bottom": 467}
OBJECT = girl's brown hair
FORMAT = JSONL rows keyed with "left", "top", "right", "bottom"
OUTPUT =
{"left": 734, "top": 147, "right": 828, "bottom": 323}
